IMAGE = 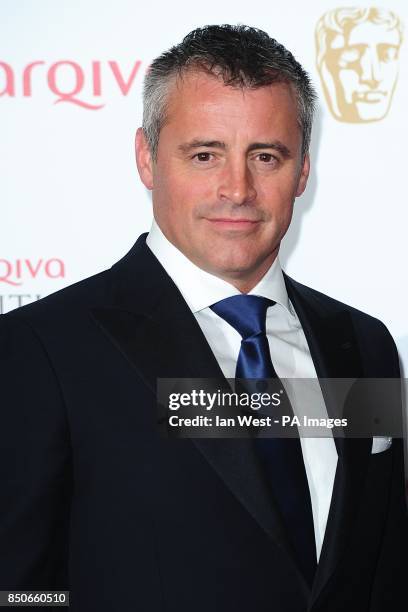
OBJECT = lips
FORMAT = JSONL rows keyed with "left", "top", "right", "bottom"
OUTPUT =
{"left": 206, "top": 218, "right": 260, "bottom": 224}
{"left": 205, "top": 218, "right": 261, "bottom": 230}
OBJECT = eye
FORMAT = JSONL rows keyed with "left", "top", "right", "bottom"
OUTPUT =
{"left": 256, "top": 153, "right": 278, "bottom": 164}
{"left": 193, "top": 152, "right": 213, "bottom": 162}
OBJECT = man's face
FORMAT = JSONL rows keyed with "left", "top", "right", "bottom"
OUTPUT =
{"left": 323, "top": 22, "right": 400, "bottom": 122}
{"left": 136, "top": 72, "right": 309, "bottom": 291}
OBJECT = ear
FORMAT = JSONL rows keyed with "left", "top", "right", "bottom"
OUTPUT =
{"left": 135, "top": 127, "right": 154, "bottom": 190}
{"left": 295, "top": 152, "right": 310, "bottom": 197}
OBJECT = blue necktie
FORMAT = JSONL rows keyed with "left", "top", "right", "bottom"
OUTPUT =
{"left": 211, "top": 295, "right": 317, "bottom": 586}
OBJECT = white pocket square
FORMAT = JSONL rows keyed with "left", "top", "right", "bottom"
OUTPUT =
{"left": 371, "top": 436, "right": 392, "bottom": 454}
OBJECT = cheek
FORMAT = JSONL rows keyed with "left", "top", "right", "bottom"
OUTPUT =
{"left": 158, "top": 164, "right": 215, "bottom": 207}
{"left": 256, "top": 176, "right": 298, "bottom": 212}
{"left": 154, "top": 174, "right": 215, "bottom": 240}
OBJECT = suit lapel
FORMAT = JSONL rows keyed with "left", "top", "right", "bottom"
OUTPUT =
{"left": 92, "top": 237, "right": 373, "bottom": 603}
{"left": 91, "top": 235, "right": 310, "bottom": 599}
{"left": 284, "top": 274, "right": 372, "bottom": 604}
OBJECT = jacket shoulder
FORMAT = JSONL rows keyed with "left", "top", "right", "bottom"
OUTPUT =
{"left": 2, "top": 269, "right": 110, "bottom": 326}
{"left": 285, "top": 274, "right": 399, "bottom": 373}
{"left": 286, "top": 274, "right": 389, "bottom": 328}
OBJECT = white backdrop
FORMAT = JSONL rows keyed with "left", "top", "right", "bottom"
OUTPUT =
{"left": 2, "top": 0, "right": 407, "bottom": 379}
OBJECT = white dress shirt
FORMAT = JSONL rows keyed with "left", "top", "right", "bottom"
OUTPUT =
{"left": 146, "top": 220, "right": 337, "bottom": 561}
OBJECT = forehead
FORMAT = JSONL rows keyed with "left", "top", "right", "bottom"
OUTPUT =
{"left": 164, "top": 71, "right": 299, "bottom": 134}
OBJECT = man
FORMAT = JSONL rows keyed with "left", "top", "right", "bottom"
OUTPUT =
{"left": 0, "top": 24, "right": 407, "bottom": 612}
{"left": 315, "top": 7, "right": 402, "bottom": 123}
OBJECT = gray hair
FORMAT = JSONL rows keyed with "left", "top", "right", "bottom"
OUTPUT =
{"left": 142, "top": 24, "right": 317, "bottom": 160}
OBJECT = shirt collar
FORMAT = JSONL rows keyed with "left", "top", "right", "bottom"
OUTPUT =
{"left": 146, "top": 220, "right": 292, "bottom": 314}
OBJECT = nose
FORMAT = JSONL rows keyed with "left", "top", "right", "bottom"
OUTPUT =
{"left": 360, "top": 46, "right": 382, "bottom": 88}
{"left": 217, "top": 159, "right": 257, "bottom": 205}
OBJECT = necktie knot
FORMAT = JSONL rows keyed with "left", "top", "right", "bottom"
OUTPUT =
{"left": 210, "top": 295, "right": 274, "bottom": 339}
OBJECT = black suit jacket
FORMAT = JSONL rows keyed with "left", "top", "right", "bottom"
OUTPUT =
{"left": 0, "top": 234, "right": 407, "bottom": 611}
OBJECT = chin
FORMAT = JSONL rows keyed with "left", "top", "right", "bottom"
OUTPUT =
{"left": 209, "top": 249, "right": 251, "bottom": 268}
{"left": 208, "top": 255, "right": 268, "bottom": 280}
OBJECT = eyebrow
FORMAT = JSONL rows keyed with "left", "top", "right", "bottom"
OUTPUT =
{"left": 248, "top": 141, "right": 292, "bottom": 159}
{"left": 178, "top": 139, "right": 292, "bottom": 159}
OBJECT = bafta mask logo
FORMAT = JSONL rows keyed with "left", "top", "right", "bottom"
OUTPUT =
{"left": 316, "top": 7, "right": 403, "bottom": 122}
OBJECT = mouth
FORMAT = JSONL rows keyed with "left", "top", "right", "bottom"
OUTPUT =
{"left": 205, "top": 218, "right": 261, "bottom": 231}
